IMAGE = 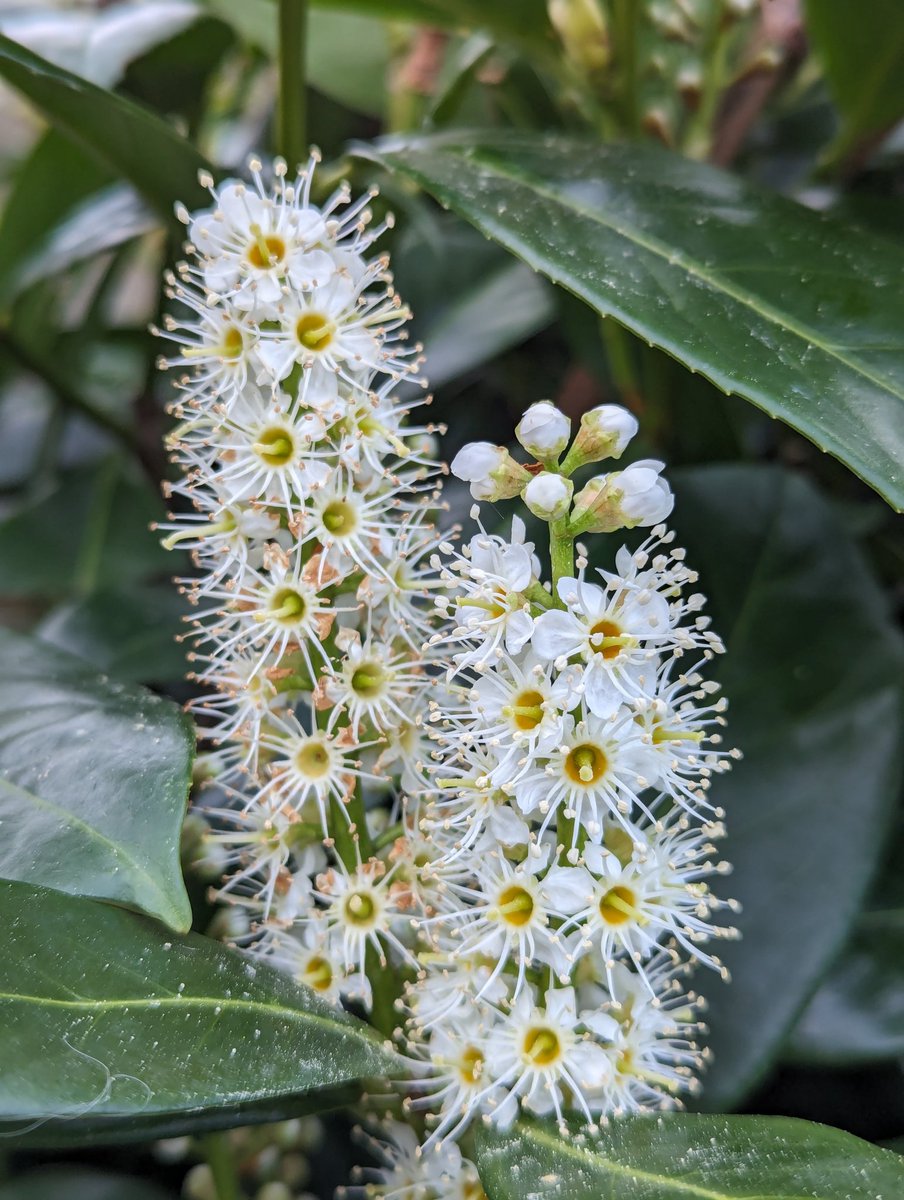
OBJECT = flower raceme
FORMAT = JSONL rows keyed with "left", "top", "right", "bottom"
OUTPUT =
{"left": 160, "top": 156, "right": 737, "bottom": 1187}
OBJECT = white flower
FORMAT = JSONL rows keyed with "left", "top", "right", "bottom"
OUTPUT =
{"left": 571, "top": 459, "right": 674, "bottom": 533}
{"left": 515, "top": 400, "right": 571, "bottom": 461}
{"left": 531, "top": 573, "right": 671, "bottom": 718}
{"left": 562, "top": 403, "right": 638, "bottom": 472}
{"left": 485, "top": 986, "right": 615, "bottom": 1127}
{"left": 450, "top": 442, "right": 532, "bottom": 501}
{"left": 522, "top": 471, "right": 573, "bottom": 521}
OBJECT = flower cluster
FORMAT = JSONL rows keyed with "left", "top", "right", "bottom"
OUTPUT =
{"left": 161, "top": 157, "right": 737, "bottom": 1190}
{"left": 401, "top": 400, "right": 740, "bottom": 1141}
{"left": 159, "top": 153, "right": 449, "bottom": 1009}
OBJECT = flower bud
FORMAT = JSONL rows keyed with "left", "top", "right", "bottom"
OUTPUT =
{"left": 569, "top": 459, "right": 673, "bottom": 533}
{"left": 523, "top": 471, "right": 574, "bottom": 521}
{"left": 560, "top": 403, "right": 638, "bottom": 474}
{"left": 450, "top": 441, "right": 532, "bottom": 501}
{"left": 515, "top": 401, "right": 571, "bottom": 462}
{"left": 548, "top": 0, "right": 609, "bottom": 73}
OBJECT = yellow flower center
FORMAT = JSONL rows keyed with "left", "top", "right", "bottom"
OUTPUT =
{"left": 266, "top": 586, "right": 307, "bottom": 625}
{"left": 295, "top": 311, "right": 335, "bottom": 351}
{"left": 253, "top": 425, "right": 295, "bottom": 466}
{"left": 350, "top": 663, "right": 385, "bottom": 698}
{"left": 564, "top": 743, "right": 608, "bottom": 785}
{"left": 343, "top": 889, "right": 378, "bottom": 927}
{"left": 247, "top": 231, "right": 286, "bottom": 268}
{"left": 509, "top": 689, "right": 545, "bottom": 731}
{"left": 494, "top": 884, "right": 535, "bottom": 928}
{"left": 599, "top": 884, "right": 640, "bottom": 926}
{"left": 322, "top": 499, "right": 358, "bottom": 536}
{"left": 302, "top": 956, "right": 333, "bottom": 992}
{"left": 458, "top": 1046, "right": 485, "bottom": 1085}
{"left": 523, "top": 1026, "right": 561, "bottom": 1067}
{"left": 590, "top": 617, "right": 631, "bottom": 660}
{"left": 294, "top": 738, "right": 331, "bottom": 779}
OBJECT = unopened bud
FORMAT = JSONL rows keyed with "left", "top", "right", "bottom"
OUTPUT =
{"left": 548, "top": 0, "right": 609, "bottom": 73}
{"left": 450, "top": 441, "right": 532, "bottom": 501}
{"left": 523, "top": 472, "right": 574, "bottom": 521}
{"left": 560, "top": 403, "right": 638, "bottom": 474}
{"left": 570, "top": 459, "right": 673, "bottom": 533}
{"left": 515, "top": 400, "right": 571, "bottom": 462}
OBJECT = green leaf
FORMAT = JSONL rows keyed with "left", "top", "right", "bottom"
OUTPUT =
{"left": 392, "top": 220, "right": 555, "bottom": 388}
{"left": 786, "top": 818, "right": 904, "bottom": 1065}
{"left": 667, "top": 465, "right": 904, "bottom": 1107}
{"left": 806, "top": 0, "right": 904, "bottom": 165}
{"left": 36, "top": 585, "right": 189, "bottom": 684}
{"left": 0, "top": 32, "right": 211, "bottom": 219}
{"left": 359, "top": 133, "right": 904, "bottom": 510}
{"left": 0, "top": 129, "right": 111, "bottom": 306}
{"left": 786, "top": 918, "right": 904, "bottom": 1066}
{"left": 475, "top": 1114, "right": 904, "bottom": 1199}
{"left": 0, "top": 629, "right": 193, "bottom": 931}
{"left": 0, "top": 459, "right": 170, "bottom": 599}
{"left": 0, "top": 1167, "right": 173, "bottom": 1200}
{"left": 0, "top": 880, "right": 400, "bottom": 1143}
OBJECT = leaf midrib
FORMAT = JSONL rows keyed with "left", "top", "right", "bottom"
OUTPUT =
{"left": 0, "top": 776, "right": 179, "bottom": 921}
{"left": 504, "top": 1124, "right": 839, "bottom": 1200}
{"left": 428, "top": 145, "right": 904, "bottom": 405}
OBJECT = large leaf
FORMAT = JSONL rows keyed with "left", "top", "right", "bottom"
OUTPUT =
{"left": 786, "top": 818, "right": 904, "bottom": 1065}
{"left": 475, "top": 1114, "right": 904, "bottom": 1199}
{"left": 37, "top": 585, "right": 189, "bottom": 684}
{"left": 0, "top": 629, "right": 193, "bottom": 931}
{"left": 0, "top": 32, "right": 210, "bottom": 218}
{"left": 359, "top": 133, "right": 904, "bottom": 510}
{"left": 786, "top": 920, "right": 904, "bottom": 1066}
{"left": 806, "top": 0, "right": 904, "bottom": 164}
{"left": 0, "top": 459, "right": 169, "bottom": 599}
{"left": 0, "top": 880, "right": 399, "bottom": 1144}
{"left": 666, "top": 465, "right": 904, "bottom": 1107}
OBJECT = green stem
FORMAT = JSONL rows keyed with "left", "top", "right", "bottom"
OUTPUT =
{"left": 277, "top": 0, "right": 308, "bottom": 167}
{"left": 611, "top": 0, "right": 640, "bottom": 136}
{"left": 200, "top": 1132, "right": 241, "bottom": 1200}
{"left": 330, "top": 779, "right": 373, "bottom": 871}
{"left": 684, "top": 8, "right": 731, "bottom": 159}
{"left": 549, "top": 516, "right": 574, "bottom": 601}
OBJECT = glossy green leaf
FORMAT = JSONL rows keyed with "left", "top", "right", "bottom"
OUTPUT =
{"left": 0, "top": 459, "right": 170, "bottom": 599}
{"left": 667, "top": 465, "right": 904, "bottom": 1107}
{"left": 786, "top": 819, "right": 904, "bottom": 1065}
{"left": 0, "top": 629, "right": 193, "bottom": 931}
{"left": 806, "top": 0, "right": 904, "bottom": 164}
{"left": 360, "top": 133, "right": 904, "bottom": 509}
{"left": 0, "top": 32, "right": 211, "bottom": 218}
{"left": 786, "top": 918, "right": 904, "bottom": 1066}
{"left": 0, "top": 881, "right": 400, "bottom": 1143}
{"left": 36, "top": 585, "right": 190, "bottom": 684}
{"left": 476, "top": 1114, "right": 904, "bottom": 1199}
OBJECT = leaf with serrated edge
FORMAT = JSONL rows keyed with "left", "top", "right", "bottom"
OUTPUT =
{"left": 359, "top": 133, "right": 904, "bottom": 509}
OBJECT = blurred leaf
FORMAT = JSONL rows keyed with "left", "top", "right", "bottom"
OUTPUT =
{"left": 0, "top": 880, "right": 400, "bottom": 1143}
{"left": 0, "top": 629, "right": 193, "bottom": 930}
{"left": 121, "top": 15, "right": 234, "bottom": 131}
{"left": 0, "top": 459, "right": 169, "bottom": 600}
{"left": 475, "top": 1114, "right": 904, "bottom": 1198}
{"left": 8, "top": 185, "right": 155, "bottom": 306}
{"left": 205, "top": 2, "right": 391, "bottom": 118}
{"left": 666, "top": 465, "right": 904, "bottom": 1108}
{"left": 0, "top": 1167, "right": 173, "bottom": 1200}
{"left": 786, "top": 920, "right": 904, "bottom": 1067}
{"left": 806, "top": 0, "right": 904, "bottom": 164}
{"left": 0, "top": 129, "right": 111, "bottom": 306}
{"left": 361, "top": 133, "right": 904, "bottom": 509}
{"left": 786, "top": 818, "right": 904, "bottom": 1066}
{"left": 393, "top": 220, "right": 554, "bottom": 388}
{"left": 37, "top": 585, "right": 189, "bottom": 684}
{"left": 0, "top": 32, "right": 211, "bottom": 218}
